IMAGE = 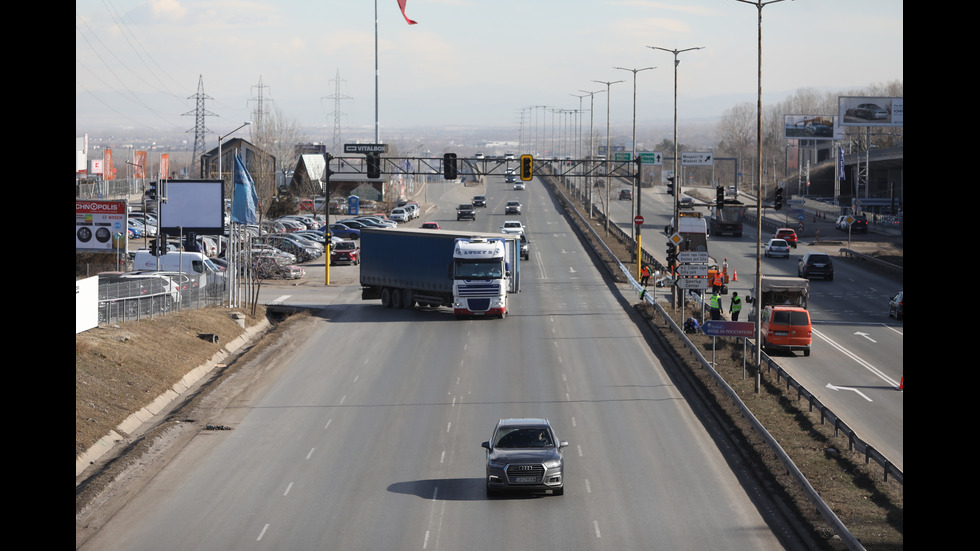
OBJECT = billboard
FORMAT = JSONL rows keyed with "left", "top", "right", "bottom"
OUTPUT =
{"left": 838, "top": 96, "right": 903, "bottom": 127}
{"left": 783, "top": 115, "right": 843, "bottom": 141}
{"left": 158, "top": 179, "right": 225, "bottom": 235}
{"left": 76, "top": 200, "right": 127, "bottom": 251}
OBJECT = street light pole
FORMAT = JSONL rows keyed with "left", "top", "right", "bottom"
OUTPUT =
{"left": 593, "top": 79, "right": 622, "bottom": 234}
{"left": 736, "top": 0, "right": 792, "bottom": 392}
{"left": 614, "top": 66, "right": 655, "bottom": 244}
{"left": 578, "top": 90, "right": 605, "bottom": 218}
{"left": 648, "top": 46, "right": 702, "bottom": 308}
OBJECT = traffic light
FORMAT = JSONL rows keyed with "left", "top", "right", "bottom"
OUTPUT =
{"left": 149, "top": 239, "right": 158, "bottom": 256}
{"left": 444, "top": 153, "right": 458, "bottom": 180}
{"left": 666, "top": 176, "right": 675, "bottom": 196}
{"left": 774, "top": 187, "right": 784, "bottom": 210}
{"left": 520, "top": 154, "right": 533, "bottom": 181}
{"left": 666, "top": 242, "right": 677, "bottom": 269}
{"left": 366, "top": 153, "right": 381, "bottom": 179}
{"left": 716, "top": 186, "right": 725, "bottom": 209}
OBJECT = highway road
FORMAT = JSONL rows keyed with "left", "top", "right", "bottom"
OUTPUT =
{"left": 601, "top": 177, "right": 903, "bottom": 471}
{"left": 79, "top": 174, "right": 802, "bottom": 550}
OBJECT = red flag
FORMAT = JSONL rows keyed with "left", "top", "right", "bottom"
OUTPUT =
{"left": 397, "top": 0, "right": 417, "bottom": 25}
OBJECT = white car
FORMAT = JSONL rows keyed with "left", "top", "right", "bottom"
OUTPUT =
{"left": 390, "top": 208, "right": 410, "bottom": 222}
{"left": 513, "top": 182, "right": 526, "bottom": 191}
{"left": 764, "top": 238, "right": 791, "bottom": 258}
{"left": 500, "top": 220, "right": 526, "bottom": 234}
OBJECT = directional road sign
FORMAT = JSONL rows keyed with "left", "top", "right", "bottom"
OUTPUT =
{"left": 677, "top": 251, "right": 709, "bottom": 264}
{"left": 681, "top": 152, "right": 714, "bottom": 166}
{"left": 675, "top": 277, "right": 709, "bottom": 290}
{"left": 675, "top": 264, "right": 708, "bottom": 277}
{"left": 700, "top": 320, "right": 755, "bottom": 338}
{"left": 638, "top": 152, "right": 663, "bottom": 165}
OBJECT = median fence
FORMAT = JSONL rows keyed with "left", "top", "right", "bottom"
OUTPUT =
{"left": 542, "top": 169, "right": 897, "bottom": 551}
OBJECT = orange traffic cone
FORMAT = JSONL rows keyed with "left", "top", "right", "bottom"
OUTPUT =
{"left": 732, "top": 268, "right": 738, "bottom": 282}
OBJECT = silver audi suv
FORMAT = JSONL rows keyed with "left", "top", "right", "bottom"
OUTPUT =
{"left": 481, "top": 418, "right": 567, "bottom": 496}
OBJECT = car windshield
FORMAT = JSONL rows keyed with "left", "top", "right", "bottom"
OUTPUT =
{"left": 335, "top": 242, "right": 355, "bottom": 250}
{"left": 493, "top": 427, "right": 553, "bottom": 449}
{"left": 770, "top": 240, "right": 787, "bottom": 247}
{"left": 808, "top": 254, "right": 830, "bottom": 263}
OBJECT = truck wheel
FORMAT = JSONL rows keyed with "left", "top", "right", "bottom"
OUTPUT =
{"left": 392, "top": 289, "right": 403, "bottom": 309}
{"left": 380, "top": 288, "right": 393, "bottom": 308}
{"left": 401, "top": 289, "right": 414, "bottom": 309}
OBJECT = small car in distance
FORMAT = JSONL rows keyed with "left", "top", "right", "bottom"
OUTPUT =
{"left": 472, "top": 195, "right": 487, "bottom": 207}
{"left": 679, "top": 197, "right": 695, "bottom": 210}
{"left": 619, "top": 189, "right": 632, "bottom": 200}
{"left": 773, "top": 228, "right": 798, "bottom": 248}
{"left": 513, "top": 182, "right": 526, "bottom": 191}
{"left": 420, "top": 221, "right": 441, "bottom": 229}
{"left": 888, "top": 291, "right": 903, "bottom": 320}
{"left": 798, "top": 251, "right": 834, "bottom": 281}
{"left": 482, "top": 418, "right": 567, "bottom": 496}
{"left": 500, "top": 220, "right": 525, "bottom": 234}
{"left": 765, "top": 238, "right": 791, "bottom": 258}
{"left": 505, "top": 200, "right": 522, "bottom": 215}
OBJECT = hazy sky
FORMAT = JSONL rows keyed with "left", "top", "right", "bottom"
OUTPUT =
{"left": 76, "top": 0, "right": 903, "bottom": 139}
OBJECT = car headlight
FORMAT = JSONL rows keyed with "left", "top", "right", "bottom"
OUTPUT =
{"left": 543, "top": 459, "right": 562, "bottom": 469}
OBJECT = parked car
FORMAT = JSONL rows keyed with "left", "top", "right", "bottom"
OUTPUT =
{"left": 482, "top": 418, "right": 567, "bottom": 496}
{"left": 765, "top": 238, "right": 791, "bottom": 258}
{"left": 618, "top": 189, "right": 632, "bottom": 200}
{"left": 390, "top": 208, "right": 410, "bottom": 222}
{"left": 760, "top": 305, "right": 812, "bottom": 356}
{"left": 355, "top": 216, "right": 397, "bottom": 228}
{"left": 773, "top": 228, "right": 798, "bottom": 248}
{"left": 325, "top": 223, "right": 360, "bottom": 240}
{"left": 798, "top": 251, "right": 834, "bottom": 280}
{"left": 505, "top": 200, "right": 522, "bottom": 215}
{"left": 472, "top": 195, "right": 487, "bottom": 207}
{"left": 252, "top": 256, "right": 304, "bottom": 279}
{"left": 888, "top": 291, "right": 903, "bottom": 320}
{"left": 330, "top": 240, "right": 360, "bottom": 265}
{"left": 420, "top": 222, "right": 441, "bottom": 229}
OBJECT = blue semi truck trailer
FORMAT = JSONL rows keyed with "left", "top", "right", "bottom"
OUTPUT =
{"left": 359, "top": 228, "right": 521, "bottom": 319}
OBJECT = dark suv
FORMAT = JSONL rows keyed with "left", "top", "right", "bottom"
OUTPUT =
{"left": 457, "top": 204, "right": 476, "bottom": 221}
{"left": 482, "top": 418, "right": 567, "bottom": 496}
{"left": 472, "top": 195, "right": 487, "bottom": 207}
{"left": 798, "top": 252, "right": 834, "bottom": 281}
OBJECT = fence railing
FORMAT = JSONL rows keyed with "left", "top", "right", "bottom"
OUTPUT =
{"left": 97, "top": 274, "right": 228, "bottom": 325}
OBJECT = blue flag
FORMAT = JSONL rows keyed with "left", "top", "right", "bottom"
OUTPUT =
{"left": 231, "top": 150, "right": 258, "bottom": 224}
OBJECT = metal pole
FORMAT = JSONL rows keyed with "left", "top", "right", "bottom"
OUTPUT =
{"left": 735, "top": 0, "right": 790, "bottom": 392}
{"left": 614, "top": 66, "right": 654, "bottom": 243}
{"left": 593, "top": 79, "right": 622, "bottom": 234}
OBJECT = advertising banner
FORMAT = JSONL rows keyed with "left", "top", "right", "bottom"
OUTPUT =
{"left": 76, "top": 200, "right": 127, "bottom": 251}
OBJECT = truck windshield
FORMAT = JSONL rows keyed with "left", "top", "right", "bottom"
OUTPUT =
{"left": 455, "top": 261, "right": 502, "bottom": 280}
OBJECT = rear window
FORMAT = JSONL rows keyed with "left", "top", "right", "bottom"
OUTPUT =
{"left": 808, "top": 254, "right": 831, "bottom": 263}
{"left": 772, "top": 310, "right": 810, "bottom": 325}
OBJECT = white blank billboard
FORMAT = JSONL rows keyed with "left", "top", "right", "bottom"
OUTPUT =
{"left": 159, "top": 179, "right": 224, "bottom": 235}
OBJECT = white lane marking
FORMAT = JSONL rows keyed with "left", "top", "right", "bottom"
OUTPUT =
{"left": 283, "top": 481, "right": 293, "bottom": 496}
{"left": 812, "top": 328, "right": 899, "bottom": 387}
{"left": 268, "top": 295, "right": 290, "bottom": 305}
{"left": 257, "top": 524, "right": 270, "bottom": 541}
{"left": 826, "top": 383, "right": 873, "bottom": 402}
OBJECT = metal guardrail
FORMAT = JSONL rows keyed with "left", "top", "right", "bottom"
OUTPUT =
{"left": 97, "top": 275, "right": 228, "bottom": 325}
{"left": 542, "top": 170, "right": 899, "bottom": 551}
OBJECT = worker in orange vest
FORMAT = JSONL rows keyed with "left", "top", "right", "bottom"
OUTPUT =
{"left": 712, "top": 270, "right": 724, "bottom": 294}
{"left": 640, "top": 265, "right": 651, "bottom": 287}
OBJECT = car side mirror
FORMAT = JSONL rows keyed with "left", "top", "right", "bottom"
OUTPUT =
{"left": 481, "top": 441, "right": 491, "bottom": 450}
{"left": 559, "top": 440, "right": 569, "bottom": 449}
